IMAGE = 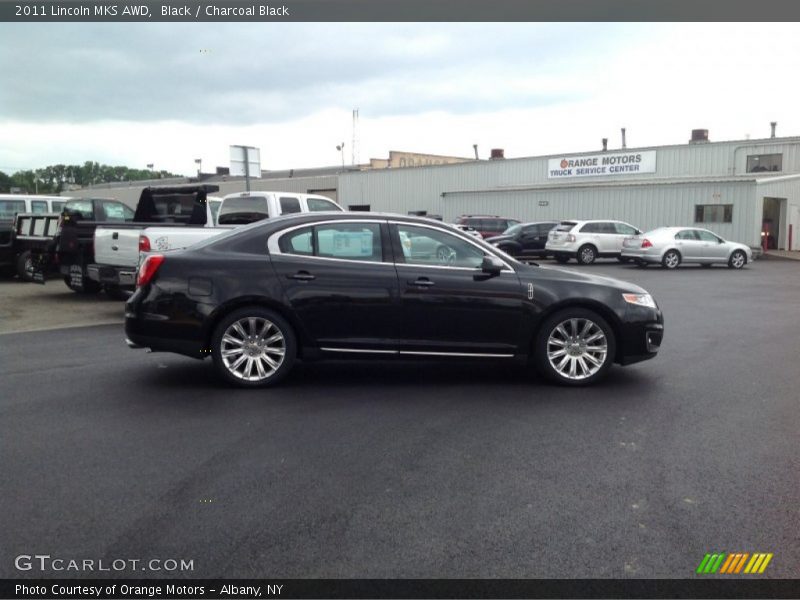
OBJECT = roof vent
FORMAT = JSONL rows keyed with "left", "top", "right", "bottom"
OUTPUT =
{"left": 490, "top": 148, "right": 505, "bottom": 160}
{"left": 602, "top": 138, "right": 608, "bottom": 151}
{"left": 770, "top": 122, "right": 777, "bottom": 138}
{"left": 690, "top": 129, "right": 709, "bottom": 144}
{"left": 621, "top": 127, "right": 627, "bottom": 149}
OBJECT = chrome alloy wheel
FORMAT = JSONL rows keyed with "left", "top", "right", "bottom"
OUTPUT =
{"left": 546, "top": 318, "right": 608, "bottom": 381}
{"left": 664, "top": 251, "right": 680, "bottom": 269}
{"left": 220, "top": 317, "right": 286, "bottom": 382}
{"left": 730, "top": 251, "right": 746, "bottom": 269}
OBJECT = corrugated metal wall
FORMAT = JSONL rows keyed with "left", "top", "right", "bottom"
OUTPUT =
{"left": 338, "top": 139, "right": 800, "bottom": 218}
{"left": 443, "top": 181, "right": 761, "bottom": 246}
{"left": 756, "top": 176, "right": 800, "bottom": 249}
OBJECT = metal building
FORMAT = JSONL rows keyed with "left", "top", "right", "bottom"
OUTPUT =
{"left": 339, "top": 131, "right": 800, "bottom": 250}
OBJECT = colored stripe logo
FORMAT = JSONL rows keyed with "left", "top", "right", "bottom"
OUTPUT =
{"left": 696, "top": 552, "right": 773, "bottom": 574}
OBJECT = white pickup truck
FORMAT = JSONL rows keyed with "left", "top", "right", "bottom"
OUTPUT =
{"left": 90, "top": 190, "right": 343, "bottom": 292}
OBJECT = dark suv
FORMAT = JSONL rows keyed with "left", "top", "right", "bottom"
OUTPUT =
{"left": 454, "top": 215, "right": 520, "bottom": 239}
{"left": 485, "top": 221, "right": 558, "bottom": 258}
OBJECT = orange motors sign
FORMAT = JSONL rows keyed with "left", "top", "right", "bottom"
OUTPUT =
{"left": 548, "top": 151, "right": 657, "bottom": 179}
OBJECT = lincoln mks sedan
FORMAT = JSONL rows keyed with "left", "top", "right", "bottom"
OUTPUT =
{"left": 125, "top": 213, "right": 664, "bottom": 387}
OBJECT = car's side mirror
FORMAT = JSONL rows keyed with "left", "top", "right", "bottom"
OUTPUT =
{"left": 481, "top": 255, "right": 504, "bottom": 275}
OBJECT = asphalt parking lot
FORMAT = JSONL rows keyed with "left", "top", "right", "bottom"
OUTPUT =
{"left": 2, "top": 259, "right": 799, "bottom": 579}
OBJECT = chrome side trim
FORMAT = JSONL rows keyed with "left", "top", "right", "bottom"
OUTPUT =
{"left": 321, "top": 347, "right": 514, "bottom": 358}
{"left": 320, "top": 347, "right": 399, "bottom": 354}
{"left": 400, "top": 350, "right": 515, "bottom": 358}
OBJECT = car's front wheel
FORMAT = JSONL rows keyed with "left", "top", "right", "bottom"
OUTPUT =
{"left": 211, "top": 307, "right": 297, "bottom": 388}
{"left": 728, "top": 250, "right": 747, "bottom": 269}
{"left": 533, "top": 308, "right": 616, "bottom": 386}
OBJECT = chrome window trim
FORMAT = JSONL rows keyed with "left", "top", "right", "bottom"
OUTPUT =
{"left": 267, "top": 218, "right": 517, "bottom": 273}
{"left": 320, "top": 347, "right": 398, "bottom": 354}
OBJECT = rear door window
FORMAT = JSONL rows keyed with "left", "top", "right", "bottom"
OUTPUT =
{"left": 31, "top": 201, "right": 48, "bottom": 214}
{"left": 50, "top": 200, "right": 65, "bottom": 213}
{"left": 280, "top": 196, "right": 302, "bottom": 215}
{"left": 580, "top": 223, "right": 601, "bottom": 233}
{"left": 675, "top": 230, "right": 698, "bottom": 240}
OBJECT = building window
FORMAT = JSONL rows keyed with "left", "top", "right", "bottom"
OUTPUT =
{"left": 746, "top": 154, "right": 782, "bottom": 173}
{"left": 694, "top": 204, "right": 733, "bottom": 223}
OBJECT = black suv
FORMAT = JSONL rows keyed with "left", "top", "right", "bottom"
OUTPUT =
{"left": 454, "top": 215, "right": 519, "bottom": 239}
{"left": 485, "top": 221, "right": 558, "bottom": 258}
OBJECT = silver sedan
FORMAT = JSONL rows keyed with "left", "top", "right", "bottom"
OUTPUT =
{"left": 621, "top": 227, "right": 753, "bottom": 269}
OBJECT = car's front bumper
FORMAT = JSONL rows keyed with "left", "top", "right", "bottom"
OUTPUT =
{"left": 617, "top": 305, "right": 664, "bottom": 364}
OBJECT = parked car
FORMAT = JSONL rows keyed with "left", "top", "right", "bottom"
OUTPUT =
{"left": 0, "top": 194, "right": 70, "bottom": 278}
{"left": 93, "top": 190, "right": 343, "bottom": 295}
{"left": 546, "top": 220, "right": 642, "bottom": 264}
{"left": 621, "top": 227, "right": 753, "bottom": 269}
{"left": 452, "top": 223, "right": 483, "bottom": 238}
{"left": 126, "top": 213, "right": 664, "bottom": 388}
{"left": 13, "top": 197, "right": 135, "bottom": 294}
{"left": 454, "top": 215, "right": 521, "bottom": 238}
{"left": 485, "top": 221, "right": 558, "bottom": 258}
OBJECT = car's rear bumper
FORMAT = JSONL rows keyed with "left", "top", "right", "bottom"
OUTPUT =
{"left": 621, "top": 249, "right": 661, "bottom": 263}
{"left": 87, "top": 263, "right": 136, "bottom": 287}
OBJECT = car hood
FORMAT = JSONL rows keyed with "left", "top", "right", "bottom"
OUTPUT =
{"left": 521, "top": 264, "right": 649, "bottom": 294}
{"left": 485, "top": 234, "right": 513, "bottom": 243}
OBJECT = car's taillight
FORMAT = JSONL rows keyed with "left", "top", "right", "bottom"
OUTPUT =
{"left": 137, "top": 254, "right": 165, "bottom": 288}
{"left": 642, "top": 238, "right": 653, "bottom": 248}
{"left": 567, "top": 234, "right": 576, "bottom": 242}
{"left": 139, "top": 235, "right": 151, "bottom": 252}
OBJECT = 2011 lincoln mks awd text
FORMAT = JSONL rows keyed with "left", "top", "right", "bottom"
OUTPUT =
{"left": 125, "top": 213, "right": 664, "bottom": 387}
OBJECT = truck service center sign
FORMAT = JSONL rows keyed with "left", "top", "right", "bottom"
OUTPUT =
{"left": 548, "top": 151, "right": 656, "bottom": 179}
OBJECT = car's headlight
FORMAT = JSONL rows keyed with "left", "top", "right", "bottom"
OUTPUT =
{"left": 622, "top": 293, "right": 656, "bottom": 309}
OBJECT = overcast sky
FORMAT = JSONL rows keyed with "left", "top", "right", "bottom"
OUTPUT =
{"left": 1, "top": 22, "right": 799, "bottom": 176}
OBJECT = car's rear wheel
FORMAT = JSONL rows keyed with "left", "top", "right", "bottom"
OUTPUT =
{"left": 554, "top": 255, "right": 569, "bottom": 264}
{"left": 16, "top": 250, "right": 34, "bottom": 281}
{"left": 533, "top": 308, "right": 616, "bottom": 386}
{"left": 104, "top": 285, "right": 130, "bottom": 301}
{"left": 211, "top": 307, "right": 296, "bottom": 388}
{"left": 662, "top": 249, "right": 681, "bottom": 269}
{"left": 617, "top": 256, "right": 631, "bottom": 263}
{"left": 635, "top": 260, "right": 649, "bottom": 268}
{"left": 728, "top": 250, "right": 746, "bottom": 269}
{"left": 577, "top": 245, "right": 597, "bottom": 265}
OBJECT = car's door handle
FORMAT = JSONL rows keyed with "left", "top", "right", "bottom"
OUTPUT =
{"left": 111, "top": 245, "right": 119, "bottom": 251}
{"left": 289, "top": 271, "right": 315, "bottom": 281}
{"left": 408, "top": 278, "right": 435, "bottom": 288}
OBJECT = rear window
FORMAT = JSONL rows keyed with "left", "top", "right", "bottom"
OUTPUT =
{"left": 51, "top": 201, "right": 65, "bottom": 213}
{"left": 103, "top": 201, "right": 133, "bottom": 222}
{"left": 555, "top": 221, "right": 577, "bottom": 232}
{"left": 151, "top": 194, "right": 198, "bottom": 219}
{"left": 218, "top": 196, "right": 270, "bottom": 225}
{"left": 31, "top": 201, "right": 49, "bottom": 214}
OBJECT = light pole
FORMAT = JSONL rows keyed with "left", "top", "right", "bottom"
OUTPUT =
{"left": 146, "top": 163, "right": 154, "bottom": 178}
{"left": 195, "top": 158, "right": 202, "bottom": 176}
{"left": 336, "top": 142, "right": 345, "bottom": 169}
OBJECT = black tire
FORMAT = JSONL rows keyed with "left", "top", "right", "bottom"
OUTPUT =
{"left": 211, "top": 306, "right": 297, "bottom": 388}
{"left": 728, "top": 250, "right": 747, "bottom": 269}
{"left": 63, "top": 275, "right": 102, "bottom": 294}
{"left": 16, "top": 250, "right": 34, "bottom": 281}
{"left": 635, "top": 260, "right": 649, "bottom": 268}
{"left": 576, "top": 244, "right": 597, "bottom": 265}
{"left": 533, "top": 308, "right": 616, "bottom": 386}
{"left": 701, "top": 263, "right": 712, "bottom": 268}
{"left": 617, "top": 256, "right": 632, "bottom": 263}
{"left": 104, "top": 285, "right": 130, "bottom": 301}
{"left": 662, "top": 249, "right": 681, "bottom": 270}
{"left": 554, "top": 255, "right": 569, "bottom": 264}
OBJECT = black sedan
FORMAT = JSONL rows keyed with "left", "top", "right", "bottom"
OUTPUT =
{"left": 125, "top": 213, "right": 664, "bottom": 387}
{"left": 485, "top": 221, "right": 559, "bottom": 258}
